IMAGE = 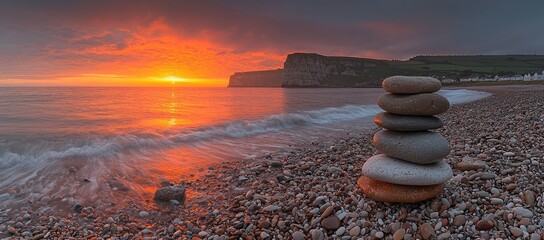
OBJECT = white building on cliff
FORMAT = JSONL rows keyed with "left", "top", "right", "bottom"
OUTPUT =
{"left": 460, "top": 70, "right": 544, "bottom": 82}
{"left": 523, "top": 71, "right": 544, "bottom": 81}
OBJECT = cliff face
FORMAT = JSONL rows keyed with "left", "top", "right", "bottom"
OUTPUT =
{"left": 281, "top": 53, "right": 386, "bottom": 87}
{"left": 228, "top": 69, "right": 283, "bottom": 87}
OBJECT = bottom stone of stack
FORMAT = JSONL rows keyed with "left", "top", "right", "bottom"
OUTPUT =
{"left": 357, "top": 176, "right": 443, "bottom": 203}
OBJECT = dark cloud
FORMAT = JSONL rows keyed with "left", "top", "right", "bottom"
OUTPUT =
{"left": 1, "top": 0, "right": 543, "bottom": 81}
{"left": 3, "top": 0, "right": 544, "bottom": 56}
{"left": 68, "top": 31, "right": 134, "bottom": 51}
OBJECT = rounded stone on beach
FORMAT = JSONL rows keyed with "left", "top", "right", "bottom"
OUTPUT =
{"left": 393, "top": 228, "right": 405, "bottom": 240}
{"left": 373, "top": 130, "right": 451, "bottom": 164}
{"left": 357, "top": 176, "right": 444, "bottom": 203}
{"left": 382, "top": 76, "right": 442, "bottom": 94}
{"left": 377, "top": 93, "right": 450, "bottom": 115}
{"left": 292, "top": 231, "right": 305, "bottom": 240}
{"left": 475, "top": 220, "right": 494, "bottom": 231}
{"left": 139, "top": 211, "right": 149, "bottom": 218}
{"left": 154, "top": 186, "right": 186, "bottom": 203}
{"left": 361, "top": 154, "right": 452, "bottom": 185}
{"left": 321, "top": 215, "right": 341, "bottom": 230}
{"left": 374, "top": 112, "right": 443, "bottom": 131}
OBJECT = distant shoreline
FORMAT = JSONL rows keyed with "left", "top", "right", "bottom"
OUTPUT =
{"left": 444, "top": 80, "right": 544, "bottom": 87}
{"left": 228, "top": 81, "right": 544, "bottom": 89}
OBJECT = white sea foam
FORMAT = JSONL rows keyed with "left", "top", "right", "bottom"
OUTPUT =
{"left": 170, "top": 104, "right": 382, "bottom": 142}
{"left": 439, "top": 89, "right": 493, "bottom": 104}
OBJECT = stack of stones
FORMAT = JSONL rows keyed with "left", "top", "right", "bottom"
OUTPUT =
{"left": 358, "top": 76, "right": 453, "bottom": 203}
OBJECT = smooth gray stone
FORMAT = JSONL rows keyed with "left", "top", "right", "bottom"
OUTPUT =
{"left": 373, "top": 130, "right": 451, "bottom": 164}
{"left": 382, "top": 76, "right": 442, "bottom": 94}
{"left": 362, "top": 154, "right": 452, "bottom": 186}
{"left": 374, "top": 112, "right": 443, "bottom": 131}
{"left": 377, "top": 93, "right": 450, "bottom": 116}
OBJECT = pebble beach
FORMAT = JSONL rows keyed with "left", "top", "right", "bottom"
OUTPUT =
{"left": 2, "top": 85, "right": 544, "bottom": 239}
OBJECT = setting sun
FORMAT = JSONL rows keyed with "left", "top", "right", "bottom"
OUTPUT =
{"left": 165, "top": 76, "right": 186, "bottom": 84}
{"left": 144, "top": 76, "right": 227, "bottom": 87}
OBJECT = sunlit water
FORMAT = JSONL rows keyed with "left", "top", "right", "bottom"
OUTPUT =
{"left": 0, "top": 87, "right": 491, "bottom": 211}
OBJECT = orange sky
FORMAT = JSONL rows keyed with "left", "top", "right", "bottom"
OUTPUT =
{"left": 0, "top": 6, "right": 289, "bottom": 87}
{"left": 80, "top": 20, "right": 286, "bottom": 87}
{"left": 1, "top": 19, "right": 286, "bottom": 87}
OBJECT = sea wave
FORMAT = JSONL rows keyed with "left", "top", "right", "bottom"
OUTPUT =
{"left": 439, "top": 89, "right": 492, "bottom": 104}
{"left": 0, "top": 104, "right": 381, "bottom": 167}
{"left": 170, "top": 104, "right": 381, "bottom": 142}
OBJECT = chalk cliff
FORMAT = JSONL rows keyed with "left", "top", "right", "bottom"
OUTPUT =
{"left": 281, "top": 53, "right": 386, "bottom": 87}
{"left": 227, "top": 69, "right": 283, "bottom": 87}
{"left": 227, "top": 53, "right": 390, "bottom": 88}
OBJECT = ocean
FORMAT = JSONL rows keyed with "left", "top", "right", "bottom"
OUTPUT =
{"left": 0, "top": 87, "right": 491, "bottom": 210}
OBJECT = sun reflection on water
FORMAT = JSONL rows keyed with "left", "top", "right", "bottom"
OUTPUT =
{"left": 168, "top": 88, "right": 178, "bottom": 126}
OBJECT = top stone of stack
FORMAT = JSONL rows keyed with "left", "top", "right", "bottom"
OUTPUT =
{"left": 382, "top": 76, "right": 442, "bottom": 94}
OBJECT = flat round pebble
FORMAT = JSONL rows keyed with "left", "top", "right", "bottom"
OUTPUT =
{"left": 377, "top": 93, "right": 450, "bottom": 116}
{"left": 321, "top": 216, "right": 340, "bottom": 230}
{"left": 420, "top": 223, "right": 434, "bottom": 239}
{"left": 358, "top": 176, "right": 444, "bottom": 203}
{"left": 513, "top": 207, "right": 533, "bottom": 218}
{"left": 260, "top": 231, "right": 270, "bottom": 238}
{"left": 362, "top": 154, "right": 452, "bottom": 185}
{"left": 349, "top": 226, "right": 361, "bottom": 236}
{"left": 476, "top": 220, "right": 494, "bottom": 230}
{"left": 263, "top": 205, "right": 279, "bottom": 212}
{"left": 374, "top": 112, "right": 444, "bottom": 131}
{"left": 393, "top": 228, "right": 405, "bottom": 240}
{"left": 373, "top": 130, "right": 451, "bottom": 164}
{"left": 139, "top": 211, "right": 149, "bottom": 218}
{"left": 510, "top": 227, "right": 523, "bottom": 237}
{"left": 292, "top": 231, "right": 305, "bottom": 240}
{"left": 382, "top": 76, "right": 442, "bottom": 94}
{"left": 336, "top": 227, "right": 346, "bottom": 236}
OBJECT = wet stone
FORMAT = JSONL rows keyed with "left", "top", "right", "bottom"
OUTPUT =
{"left": 476, "top": 220, "right": 494, "bottom": 231}
{"left": 512, "top": 207, "right": 533, "bottom": 218}
{"left": 270, "top": 161, "right": 283, "bottom": 168}
{"left": 377, "top": 93, "right": 450, "bottom": 116}
{"left": 374, "top": 112, "right": 443, "bottom": 131}
{"left": 292, "top": 231, "right": 305, "bottom": 240}
{"left": 453, "top": 215, "right": 466, "bottom": 226}
{"left": 321, "top": 216, "right": 341, "bottom": 230}
{"left": 358, "top": 176, "right": 444, "bottom": 203}
{"left": 73, "top": 204, "right": 83, "bottom": 213}
{"left": 393, "top": 228, "right": 405, "bottom": 240}
{"left": 510, "top": 227, "right": 523, "bottom": 237}
{"left": 382, "top": 76, "right": 442, "bottom": 94}
{"left": 373, "top": 130, "right": 451, "bottom": 164}
{"left": 154, "top": 186, "right": 186, "bottom": 203}
{"left": 362, "top": 154, "right": 452, "bottom": 185}
{"left": 524, "top": 190, "right": 535, "bottom": 205}
{"left": 420, "top": 223, "right": 434, "bottom": 239}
